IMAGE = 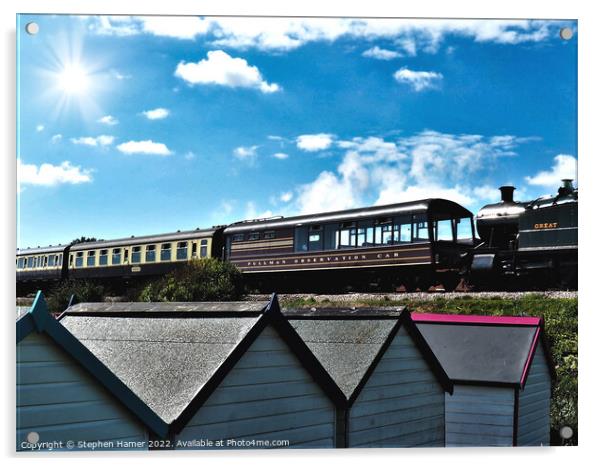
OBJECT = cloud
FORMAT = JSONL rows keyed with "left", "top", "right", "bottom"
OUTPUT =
{"left": 174, "top": 50, "right": 280, "bottom": 93}
{"left": 375, "top": 183, "right": 473, "bottom": 207}
{"left": 525, "top": 154, "right": 577, "bottom": 187}
{"left": 273, "top": 152, "right": 289, "bottom": 160}
{"left": 116, "top": 140, "right": 172, "bottom": 156}
{"left": 139, "top": 16, "right": 210, "bottom": 39}
{"left": 393, "top": 68, "right": 443, "bottom": 91}
{"left": 473, "top": 185, "right": 503, "bottom": 203}
{"left": 184, "top": 151, "right": 196, "bottom": 160}
{"left": 244, "top": 201, "right": 274, "bottom": 220}
{"left": 111, "top": 69, "right": 131, "bottom": 80}
{"left": 87, "top": 17, "right": 566, "bottom": 53}
{"left": 296, "top": 133, "right": 335, "bottom": 152}
{"left": 362, "top": 46, "right": 401, "bottom": 60}
{"left": 18, "top": 159, "right": 92, "bottom": 187}
{"left": 92, "top": 16, "right": 210, "bottom": 39}
{"left": 280, "top": 191, "right": 293, "bottom": 203}
{"left": 233, "top": 145, "right": 259, "bottom": 162}
{"left": 50, "top": 134, "right": 62, "bottom": 144}
{"left": 98, "top": 115, "right": 119, "bottom": 125}
{"left": 141, "top": 108, "right": 170, "bottom": 120}
{"left": 293, "top": 130, "right": 534, "bottom": 215}
{"left": 36, "top": 124, "right": 44, "bottom": 132}
{"left": 70, "top": 135, "right": 115, "bottom": 146}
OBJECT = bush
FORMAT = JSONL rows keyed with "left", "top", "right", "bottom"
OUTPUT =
{"left": 139, "top": 258, "right": 243, "bottom": 302}
{"left": 47, "top": 279, "right": 105, "bottom": 313}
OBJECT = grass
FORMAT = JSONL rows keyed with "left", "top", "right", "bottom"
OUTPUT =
{"left": 281, "top": 294, "right": 578, "bottom": 445}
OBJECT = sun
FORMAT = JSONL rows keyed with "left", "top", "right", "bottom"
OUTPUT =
{"left": 57, "top": 63, "right": 90, "bottom": 95}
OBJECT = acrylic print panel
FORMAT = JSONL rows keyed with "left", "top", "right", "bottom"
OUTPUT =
{"left": 16, "top": 15, "right": 577, "bottom": 451}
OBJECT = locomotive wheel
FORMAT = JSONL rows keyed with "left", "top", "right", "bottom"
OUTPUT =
{"left": 416, "top": 277, "right": 434, "bottom": 292}
{"left": 401, "top": 278, "right": 417, "bottom": 292}
{"left": 441, "top": 275, "right": 461, "bottom": 292}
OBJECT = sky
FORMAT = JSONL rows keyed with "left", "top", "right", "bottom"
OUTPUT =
{"left": 16, "top": 15, "right": 577, "bottom": 248}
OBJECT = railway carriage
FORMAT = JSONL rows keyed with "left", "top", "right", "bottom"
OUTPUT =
{"left": 223, "top": 199, "right": 476, "bottom": 292}
{"left": 16, "top": 244, "right": 68, "bottom": 288}
{"left": 67, "top": 228, "right": 222, "bottom": 287}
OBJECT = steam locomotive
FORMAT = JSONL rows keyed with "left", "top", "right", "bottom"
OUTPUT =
{"left": 470, "top": 180, "right": 577, "bottom": 289}
{"left": 16, "top": 180, "right": 577, "bottom": 293}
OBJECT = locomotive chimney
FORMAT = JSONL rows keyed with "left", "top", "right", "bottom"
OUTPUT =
{"left": 499, "top": 186, "right": 515, "bottom": 203}
{"left": 561, "top": 179, "right": 574, "bottom": 193}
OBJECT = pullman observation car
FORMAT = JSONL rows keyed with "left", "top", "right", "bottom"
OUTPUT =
{"left": 471, "top": 180, "right": 577, "bottom": 288}
{"left": 223, "top": 199, "right": 476, "bottom": 292}
{"left": 67, "top": 227, "right": 222, "bottom": 287}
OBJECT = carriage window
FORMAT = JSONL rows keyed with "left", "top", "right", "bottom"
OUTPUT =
{"left": 201, "top": 239, "right": 208, "bottom": 257}
{"left": 58, "top": 255, "right": 63, "bottom": 266}
{"left": 308, "top": 226, "right": 323, "bottom": 251}
{"left": 295, "top": 226, "right": 309, "bottom": 252}
{"left": 264, "top": 231, "right": 275, "bottom": 240}
{"left": 177, "top": 242, "right": 188, "bottom": 260}
{"left": 99, "top": 249, "right": 108, "bottom": 265}
{"left": 161, "top": 243, "right": 171, "bottom": 261}
{"left": 146, "top": 245, "right": 156, "bottom": 262}
{"left": 131, "top": 246, "right": 141, "bottom": 263}
{"left": 436, "top": 219, "right": 454, "bottom": 241}
{"left": 399, "top": 223, "right": 411, "bottom": 242}
{"left": 48, "top": 255, "right": 55, "bottom": 267}
{"left": 43, "top": 256, "right": 49, "bottom": 267}
{"left": 324, "top": 224, "right": 338, "bottom": 250}
{"left": 339, "top": 222, "right": 357, "bottom": 248}
{"left": 232, "top": 234, "right": 244, "bottom": 242}
{"left": 17, "top": 258, "right": 25, "bottom": 269}
{"left": 413, "top": 215, "right": 430, "bottom": 242}
{"left": 393, "top": 216, "right": 412, "bottom": 243}
{"left": 248, "top": 232, "right": 260, "bottom": 241}
{"left": 75, "top": 252, "right": 84, "bottom": 267}
{"left": 87, "top": 251, "right": 96, "bottom": 267}
{"left": 456, "top": 217, "right": 473, "bottom": 242}
{"left": 357, "top": 226, "right": 367, "bottom": 248}
{"left": 124, "top": 249, "right": 129, "bottom": 263}
{"left": 112, "top": 248, "right": 121, "bottom": 265}
{"left": 357, "top": 221, "right": 374, "bottom": 247}
{"left": 382, "top": 224, "right": 393, "bottom": 244}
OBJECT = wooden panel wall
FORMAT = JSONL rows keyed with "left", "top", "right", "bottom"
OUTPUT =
{"left": 175, "top": 325, "right": 336, "bottom": 449}
{"left": 347, "top": 326, "right": 445, "bottom": 447}
{"left": 17, "top": 332, "right": 148, "bottom": 451}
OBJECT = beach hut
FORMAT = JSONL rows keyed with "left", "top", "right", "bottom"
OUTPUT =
{"left": 59, "top": 295, "right": 346, "bottom": 449}
{"left": 412, "top": 313, "right": 555, "bottom": 447}
{"left": 285, "top": 307, "right": 453, "bottom": 448}
{"left": 16, "top": 292, "right": 149, "bottom": 451}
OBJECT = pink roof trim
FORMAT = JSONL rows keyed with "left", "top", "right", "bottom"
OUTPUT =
{"left": 521, "top": 326, "right": 541, "bottom": 387}
{"left": 411, "top": 312, "right": 541, "bottom": 326}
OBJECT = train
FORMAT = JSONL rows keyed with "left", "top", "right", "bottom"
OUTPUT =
{"left": 16, "top": 180, "right": 577, "bottom": 294}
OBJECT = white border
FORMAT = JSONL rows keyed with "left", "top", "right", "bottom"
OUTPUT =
{"left": 2, "top": 1, "right": 599, "bottom": 464}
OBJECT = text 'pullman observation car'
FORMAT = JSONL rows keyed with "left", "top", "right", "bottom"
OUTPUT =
{"left": 67, "top": 227, "right": 223, "bottom": 285}
{"left": 223, "top": 199, "right": 476, "bottom": 292}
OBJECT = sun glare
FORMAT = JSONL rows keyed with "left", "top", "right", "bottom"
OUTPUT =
{"left": 57, "top": 64, "right": 90, "bottom": 95}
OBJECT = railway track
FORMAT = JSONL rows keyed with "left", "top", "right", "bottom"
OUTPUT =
{"left": 247, "top": 290, "right": 578, "bottom": 303}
